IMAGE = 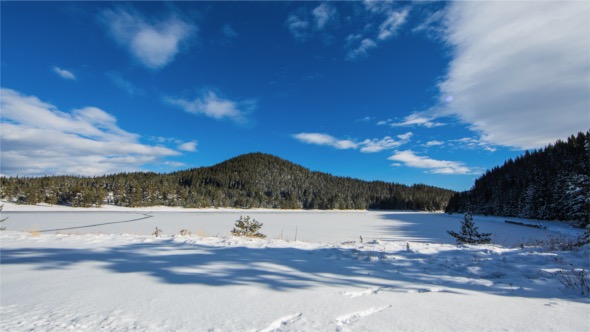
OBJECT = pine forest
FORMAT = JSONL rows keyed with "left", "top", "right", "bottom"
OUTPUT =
{"left": 446, "top": 131, "right": 590, "bottom": 226}
{"left": 0, "top": 153, "right": 455, "bottom": 211}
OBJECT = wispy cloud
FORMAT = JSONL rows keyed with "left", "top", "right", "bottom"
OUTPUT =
{"left": 106, "top": 71, "right": 143, "bottom": 96}
{"left": 166, "top": 90, "right": 255, "bottom": 124}
{"left": 377, "top": 8, "right": 409, "bottom": 41}
{"left": 345, "top": 36, "right": 377, "bottom": 61}
{"left": 450, "top": 137, "right": 497, "bottom": 152}
{"left": 424, "top": 140, "right": 444, "bottom": 147}
{"left": 390, "top": 113, "right": 445, "bottom": 128}
{"left": 359, "top": 133, "right": 411, "bottom": 153}
{"left": 388, "top": 150, "right": 473, "bottom": 175}
{"left": 346, "top": 2, "right": 409, "bottom": 60}
{"left": 412, "top": 8, "right": 445, "bottom": 39}
{"left": 177, "top": 141, "right": 198, "bottom": 152}
{"left": 0, "top": 88, "right": 180, "bottom": 177}
{"left": 312, "top": 3, "right": 337, "bottom": 30}
{"left": 285, "top": 3, "right": 337, "bottom": 42}
{"left": 292, "top": 133, "right": 358, "bottom": 150}
{"left": 285, "top": 9, "right": 311, "bottom": 42}
{"left": 293, "top": 132, "right": 412, "bottom": 153}
{"left": 221, "top": 24, "right": 238, "bottom": 38}
{"left": 437, "top": 1, "right": 590, "bottom": 150}
{"left": 100, "top": 7, "right": 195, "bottom": 69}
{"left": 52, "top": 66, "right": 76, "bottom": 80}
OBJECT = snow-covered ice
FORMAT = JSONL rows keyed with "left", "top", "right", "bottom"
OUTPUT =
{"left": 1, "top": 202, "right": 588, "bottom": 331}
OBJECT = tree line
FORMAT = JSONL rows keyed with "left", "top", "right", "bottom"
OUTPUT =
{"left": 446, "top": 131, "right": 590, "bottom": 227}
{"left": 0, "top": 152, "right": 455, "bottom": 211}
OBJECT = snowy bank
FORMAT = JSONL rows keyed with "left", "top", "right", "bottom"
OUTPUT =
{"left": 1, "top": 231, "right": 588, "bottom": 331}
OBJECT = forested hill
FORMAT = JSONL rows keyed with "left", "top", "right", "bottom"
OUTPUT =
{"left": 0, "top": 153, "right": 454, "bottom": 211}
{"left": 446, "top": 131, "right": 590, "bottom": 226}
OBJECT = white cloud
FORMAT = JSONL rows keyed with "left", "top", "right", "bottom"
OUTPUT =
{"left": 345, "top": 37, "right": 377, "bottom": 61}
{"left": 360, "top": 135, "right": 407, "bottom": 153}
{"left": 437, "top": 1, "right": 590, "bottom": 150}
{"left": 425, "top": 140, "right": 444, "bottom": 147}
{"left": 312, "top": 3, "right": 337, "bottom": 30}
{"left": 390, "top": 113, "right": 445, "bottom": 128}
{"left": 166, "top": 90, "right": 255, "bottom": 124}
{"left": 345, "top": 2, "right": 409, "bottom": 61}
{"left": 388, "top": 150, "right": 473, "bottom": 175}
{"left": 52, "top": 66, "right": 76, "bottom": 80}
{"left": 0, "top": 88, "right": 181, "bottom": 177}
{"left": 294, "top": 132, "right": 412, "bottom": 153}
{"left": 100, "top": 7, "right": 195, "bottom": 69}
{"left": 378, "top": 8, "right": 409, "bottom": 41}
{"left": 450, "top": 137, "right": 496, "bottom": 153}
{"left": 286, "top": 3, "right": 336, "bottom": 42}
{"left": 292, "top": 133, "right": 358, "bottom": 150}
{"left": 412, "top": 8, "right": 445, "bottom": 38}
{"left": 177, "top": 141, "right": 198, "bottom": 152}
{"left": 285, "top": 11, "right": 310, "bottom": 41}
{"left": 363, "top": 0, "right": 394, "bottom": 15}
{"left": 396, "top": 132, "right": 413, "bottom": 140}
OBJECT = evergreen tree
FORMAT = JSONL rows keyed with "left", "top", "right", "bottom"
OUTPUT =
{"left": 446, "top": 131, "right": 590, "bottom": 226}
{"left": 231, "top": 215, "right": 266, "bottom": 238}
{"left": 447, "top": 212, "right": 492, "bottom": 245}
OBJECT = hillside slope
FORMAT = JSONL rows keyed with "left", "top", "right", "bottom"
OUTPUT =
{"left": 1, "top": 153, "right": 454, "bottom": 210}
{"left": 446, "top": 131, "right": 589, "bottom": 226}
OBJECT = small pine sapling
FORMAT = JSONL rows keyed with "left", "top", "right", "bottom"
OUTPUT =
{"left": 152, "top": 227, "right": 163, "bottom": 237}
{"left": 231, "top": 215, "right": 266, "bottom": 238}
{"left": 447, "top": 212, "right": 492, "bottom": 245}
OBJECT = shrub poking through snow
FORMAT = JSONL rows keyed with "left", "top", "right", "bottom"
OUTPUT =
{"left": 179, "top": 229, "right": 191, "bottom": 236}
{"left": 553, "top": 268, "right": 590, "bottom": 295}
{"left": 231, "top": 215, "right": 266, "bottom": 238}
{"left": 447, "top": 212, "right": 492, "bottom": 245}
{"left": 576, "top": 225, "right": 590, "bottom": 246}
{"left": 0, "top": 205, "right": 7, "bottom": 231}
{"left": 152, "top": 227, "right": 163, "bottom": 237}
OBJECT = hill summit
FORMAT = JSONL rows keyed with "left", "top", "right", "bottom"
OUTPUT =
{"left": 1, "top": 152, "right": 455, "bottom": 210}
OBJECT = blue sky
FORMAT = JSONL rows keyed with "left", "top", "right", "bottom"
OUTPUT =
{"left": 1, "top": 1, "right": 588, "bottom": 191}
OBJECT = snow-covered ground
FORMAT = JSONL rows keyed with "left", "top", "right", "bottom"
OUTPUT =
{"left": 1, "top": 202, "right": 589, "bottom": 331}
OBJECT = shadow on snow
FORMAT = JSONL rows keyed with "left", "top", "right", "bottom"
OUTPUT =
{"left": 1, "top": 236, "right": 586, "bottom": 302}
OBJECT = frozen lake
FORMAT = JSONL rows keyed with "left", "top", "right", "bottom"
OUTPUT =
{"left": 1, "top": 204, "right": 579, "bottom": 246}
{"left": 2, "top": 203, "right": 588, "bottom": 331}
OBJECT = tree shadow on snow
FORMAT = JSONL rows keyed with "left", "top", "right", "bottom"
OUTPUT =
{"left": 1, "top": 239, "right": 393, "bottom": 291}
{"left": 1, "top": 236, "right": 586, "bottom": 302}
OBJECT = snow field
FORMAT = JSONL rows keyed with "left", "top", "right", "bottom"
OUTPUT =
{"left": 1, "top": 203, "right": 588, "bottom": 331}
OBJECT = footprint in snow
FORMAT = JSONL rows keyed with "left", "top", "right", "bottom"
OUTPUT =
{"left": 342, "top": 287, "right": 383, "bottom": 298}
{"left": 257, "top": 312, "right": 302, "bottom": 332}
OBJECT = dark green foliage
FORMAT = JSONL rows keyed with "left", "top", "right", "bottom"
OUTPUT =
{"left": 231, "top": 215, "right": 266, "bottom": 238}
{"left": 0, "top": 153, "right": 455, "bottom": 211}
{"left": 447, "top": 212, "right": 492, "bottom": 245}
{"left": 446, "top": 131, "right": 590, "bottom": 226}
